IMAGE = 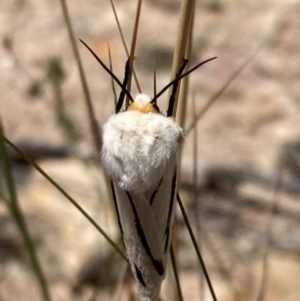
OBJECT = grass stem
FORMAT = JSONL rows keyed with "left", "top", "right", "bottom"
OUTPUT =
{"left": 0, "top": 132, "right": 127, "bottom": 262}
{"left": 0, "top": 121, "right": 52, "bottom": 301}
{"left": 177, "top": 193, "right": 218, "bottom": 301}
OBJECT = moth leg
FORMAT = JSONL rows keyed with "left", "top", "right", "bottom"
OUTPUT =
{"left": 167, "top": 59, "right": 189, "bottom": 117}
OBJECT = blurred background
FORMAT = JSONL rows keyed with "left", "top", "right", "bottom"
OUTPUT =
{"left": 1, "top": 0, "right": 300, "bottom": 300}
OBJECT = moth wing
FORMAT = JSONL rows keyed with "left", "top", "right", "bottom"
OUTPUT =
{"left": 145, "top": 166, "right": 178, "bottom": 258}
{"left": 111, "top": 182, "right": 166, "bottom": 301}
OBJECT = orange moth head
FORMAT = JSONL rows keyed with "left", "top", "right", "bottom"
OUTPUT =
{"left": 127, "top": 94, "right": 160, "bottom": 114}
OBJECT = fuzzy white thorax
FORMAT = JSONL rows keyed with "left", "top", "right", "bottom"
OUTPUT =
{"left": 134, "top": 93, "right": 152, "bottom": 104}
{"left": 102, "top": 93, "right": 183, "bottom": 193}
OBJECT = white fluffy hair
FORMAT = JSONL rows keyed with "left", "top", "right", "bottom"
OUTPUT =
{"left": 134, "top": 93, "right": 152, "bottom": 104}
{"left": 102, "top": 93, "right": 183, "bottom": 193}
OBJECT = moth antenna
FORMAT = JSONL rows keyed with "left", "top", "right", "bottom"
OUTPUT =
{"left": 167, "top": 59, "right": 189, "bottom": 117}
{"left": 107, "top": 44, "right": 117, "bottom": 106}
{"left": 153, "top": 60, "right": 157, "bottom": 103}
{"left": 79, "top": 39, "right": 134, "bottom": 103}
{"left": 151, "top": 56, "right": 217, "bottom": 105}
{"left": 116, "top": 57, "right": 130, "bottom": 113}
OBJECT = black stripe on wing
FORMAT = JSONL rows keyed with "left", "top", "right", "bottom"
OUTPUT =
{"left": 150, "top": 178, "right": 163, "bottom": 206}
{"left": 163, "top": 168, "right": 177, "bottom": 253}
{"left": 125, "top": 191, "right": 164, "bottom": 276}
{"left": 110, "top": 181, "right": 126, "bottom": 248}
{"left": 134, "top": 264, "right": 146, "bottom": 287}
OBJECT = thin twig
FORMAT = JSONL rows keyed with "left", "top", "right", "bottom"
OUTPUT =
{"left": 0, "top": 121, "right": 52, "bottom": 301}
{"left": 0, "top": 132, "right": 127, "bottom": 262}
{"left": 185, "top": 48, "right": 261, "bottom": 135}
{"left": 256, "top": 165, "right": 282, "bottom": 301}
{"left": 170, "top": 245, "right": 184, "bottom": 301}
{"left": 153, "top": 60, "right": 157, "bottom": 99}
{"left": 108, "top": 44, "right": 118, "bottom": 106}
{"left": 200, "top": 227, "right": 233, "bottom": 284}
{"left": 177, "top": 0, "right": 195, "bottom": 128}
{"left": 108, "top": 0, "right": 141, "bottom": 93}
{"left": 191, "top": 91, "right": 205, "bottom": 300}
{"left": 169, "top": 0, "right": 196, "bottom": 118}
{"left": 59, "top": 0, "right": 102, "bottom": 154}
{"left": 177, "top": 193, "right": 218, "bottom": 301}
{"left": 126, "top": 0, "right": 143, "bottom": 107}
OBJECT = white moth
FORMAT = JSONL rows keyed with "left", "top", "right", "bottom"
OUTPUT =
{"left": 102, "top": 93, "right": 183, "bottom": 301}
{"left": 80, "top": 38, "right": 216, "bottom": 301}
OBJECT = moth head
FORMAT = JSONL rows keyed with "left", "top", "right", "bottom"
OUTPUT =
{"left": 127, "top": 94, "right": 160, "bottom": 114}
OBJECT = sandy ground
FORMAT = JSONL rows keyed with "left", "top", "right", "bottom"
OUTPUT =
{"left": 1, "top": 0, "right": 300, "bottom": 300}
